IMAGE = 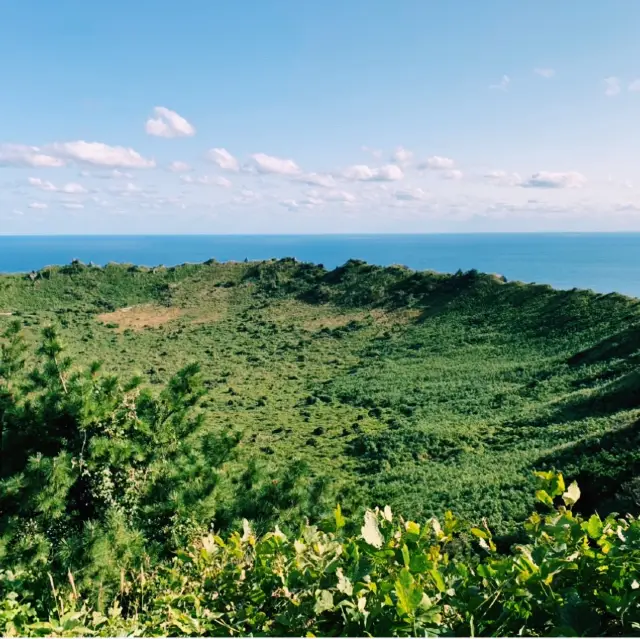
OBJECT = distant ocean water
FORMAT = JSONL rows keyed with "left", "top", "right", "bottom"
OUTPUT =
{"left": 1, "top": 233, "right": 639, "bottom": 298}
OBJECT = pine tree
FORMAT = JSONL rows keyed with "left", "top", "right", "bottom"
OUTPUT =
{"left": 0, "top": 324, "right": 239, "bottom": 595}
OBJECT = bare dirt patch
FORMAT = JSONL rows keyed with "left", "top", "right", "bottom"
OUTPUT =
{"left": 97, "top": 305, "right": 182, "bottom": 332}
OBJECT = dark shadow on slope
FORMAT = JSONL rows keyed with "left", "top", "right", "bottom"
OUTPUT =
{"left": 512, "top": 369, "right": 640, "bottom": 430}
{"left": 533, "top": 417, "right": 640, "bottom": 517}
{"left": 569, "top": 352, "right": 640, "bottom": 391}
{"left": 568, "top": 324, "right": 640, "bottom": 367}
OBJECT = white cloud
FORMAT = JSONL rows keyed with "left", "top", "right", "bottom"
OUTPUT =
{"left": 0, "top": 144, "right": 65, "bottom": 168}
{"left": 303, "top": 188, "right": 356, "bottom": 204}
{"left": 297, "top": 172, "right": 336, "bottom": 188}
{"left": 520, "top": 171, "right": 586, "bottom": 189}
{"left": 628, "top": 79, "right": 640, "bottom": 92}
{"left": 81, "top": 169, "right": 134, "bottom": 179}
{"left": 391, "top": 146, "right": 413, "bottom": 165}
{"left": 442, "top": 169, "right": 463, "bottom": 180}
{"left": 417, "top": 156, "right": 455, "bottom": 171}
{"left": 607, "top": 175, "right": 633, "bottom": 189}
{"left": 28, "top": 177, "right": 87, "bottom": 194}
{"left": 110, "top": 169, "right": 134, "bottom": 179}
{"left": 207, "top": 148, "right": 239, "bottom": 171}
{"left": 145, "top": 106, "right": 195, "bottom": 138}
{"left": 61, "top": 183, "right": 87, "bottom": 194}
{"left": 361, "top": 146, "right": 383, "bottom": 159}
{"left": 394, "top": 187, "right": 428, "bottom": 201}
{"left": 233, "top": 188, "right": 261, "bottom": 204}
{"left": 62, "top": 202, "right": 84, "bottom": 210}
{"left": 109, "top": 182, "right": 142, "bottom": 194}
{"left": 343, "top": 164, "right": 404, "bottom": 182}
{"left": 279, "top": 199, "right": 299, "bottom": 210}
{"left": 614, "top": 201, "right": 640, "bottom": 213}
{"left": 490, "top": 75, "right": 510, "bottom": 91}
{"left": 250, "top": 152, "right": 301, "bottom": 175}
{"left": 28, "top": 202, "right": 48, "bottom": 210}
{"left": 91, "top": 196, "right": 111, "bottom": 207}
{"left": 300, "top": 195, "right": 324, "bottom": 208}
{"left": 323, "top": 189, "right": 356, "bottom": 203}
{"left": 604, "top": 77, "right": 621, "bottom": 96}
{"left": 534, "top": 68, "right": 555, "bottom": 78}
{"left": 168, "top": 161, "right": 192, "bottom": 173}
{"left": 485, "top": 170, "right": 522, "bottom": 186}
{"left": 181, "top": 174, "right": 231, "bottom": 187}
{"left": 28, "top": 177, "right": 56, "bottom": 191}
{"left": 343, "top": 165, "right": 374, "bottom": 181}
{"left": 48, "top": 141, "right": 155, "bottom": 168}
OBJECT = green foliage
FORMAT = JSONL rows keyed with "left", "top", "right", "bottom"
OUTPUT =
{"left": 2, "top": 258, "right": 640, "bottom": 531}
{"left": 2, "top": 258, "right": 640, "bottom": 635}
{"left": 2, "top": 473, "right": 640, "bottom": 637}
{"left": 0, "top": 324, "right": 242, "bottom": 594}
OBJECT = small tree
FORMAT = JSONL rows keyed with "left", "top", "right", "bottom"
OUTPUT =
{"left": 0, "top": 324, "right": 239, "bottom": 593}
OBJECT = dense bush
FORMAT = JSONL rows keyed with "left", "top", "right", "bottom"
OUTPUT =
{"left": 2, "top": 471, "right": 639, "bottom": 636}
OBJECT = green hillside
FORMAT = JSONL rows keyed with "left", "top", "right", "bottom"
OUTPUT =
{"left": 2, "top": 259, "right": 640, "bottom": 527}
{"left": 1, "top": 258, "right": 640, "bottom": 635}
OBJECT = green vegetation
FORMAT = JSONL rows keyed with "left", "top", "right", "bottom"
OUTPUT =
{"left": 4, "top": 472, "right": 640, "bottom": 637}
{"left": 1, "top": 258, "right": 640, "bottom": 635}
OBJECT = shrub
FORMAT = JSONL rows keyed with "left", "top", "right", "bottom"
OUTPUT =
{"left": 2, "top": 471, "right": 639, "bottom": 636}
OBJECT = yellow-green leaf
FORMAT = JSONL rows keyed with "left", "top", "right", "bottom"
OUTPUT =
{"left": 401, "top": 543, "right": 410, "bottom": 567}
{"left": 535, "top": 489, "right": 554, "bottom": 507}
{"left": 395, "top": 568, "right": 423, "bottom": 616}
{"left": 470, "top": 527, "right": 488, "bottom": 539}
{"left": 586, "top": 514, "right": 603, "bottom": 540}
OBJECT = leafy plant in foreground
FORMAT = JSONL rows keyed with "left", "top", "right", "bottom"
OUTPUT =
{"left": 2, "top": 471, "right": 639, "bottom": 637}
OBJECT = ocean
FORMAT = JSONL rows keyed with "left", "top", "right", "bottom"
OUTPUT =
{"left": 1, "top": 233, "right": 639, "bottom": 298}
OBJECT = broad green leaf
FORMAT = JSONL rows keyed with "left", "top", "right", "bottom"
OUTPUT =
{"left": 585, "top": 514, "right": 603, "bottom": 540}
{"left": 443, "top": 510, "right": 459, "bottom": 535}
{"left": 470, "top": 527, "right": 488, "bottom": 539}
{"left": 535, "top": 489, "right": 554, "bottom": 507}
{"left": 410, "top": 553, "right": 430, "bottom": 573}
{"left": 395, "top": 568, "right": 423, "bottom": 616}
{"left": 429, "top": 568, "right": 446, "bottom": 593}
{"left": 562, "top": 481, "right": 581, "bottom": 507}
{"left": 401, "top": 543, "right": 410, "bottom": 567}
{"left": 405, "top": 520, "right": 421, "bottom": 541}
{"left": 361, "top": 510, "right": 384, "bottom": 548}
{"left": 534, "top": 471, "right": 565, "bottom": 496}
{"left": 551, "top": 473, "right": 565, "bottom": 496}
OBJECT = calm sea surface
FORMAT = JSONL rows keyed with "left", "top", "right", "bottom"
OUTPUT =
{"left": 1, "top": 234, "right": 639, "bottom": 298}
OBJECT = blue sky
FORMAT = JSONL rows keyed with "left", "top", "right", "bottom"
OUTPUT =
{"left": 2, "top": 0, "right": 640, "bottom": 234}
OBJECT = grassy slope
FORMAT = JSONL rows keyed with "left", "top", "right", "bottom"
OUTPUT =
{"left": 1, "top": 259, "right": 639, "bottom": 532}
